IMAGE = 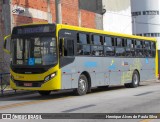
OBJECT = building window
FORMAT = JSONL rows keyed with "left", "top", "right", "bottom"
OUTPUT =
{"left": 132, "top": 11, "right": 141, "bottom": 16}
{"left": 143, "top": 10, "right": 159, "bottom": 15}
{"left": 143, "top": 33, "right": 160, "bottom": 37}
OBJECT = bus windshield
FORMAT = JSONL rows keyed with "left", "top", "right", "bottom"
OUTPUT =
{"left": 11, "top": 36, "right": 57, "bottom": 66}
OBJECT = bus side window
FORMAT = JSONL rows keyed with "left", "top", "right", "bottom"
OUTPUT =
{"left": 125, "top": 39, "right": 135, "bottom": 57}
{"left": 122, "top": 38, "right": 126, "bottom": 47}
{"left": 91, "top": 35, "right": 104, "bottom": 56}
{"left": 115, "top": 38, "right": 126, "bottom": 56}
{"left": 144, "top": 41, "right": 151, "bottom": 57}
{"left": 104, "top": 36, "right": 115, "bottom": 56}
{"left": 135, "top": 40, "right": 144, "bottom": 57}
{"left": 126, "top": 39, "right": 132, "bottom": 57}
{"left": 64, "top": 39, "right": 74, "bottom": 56}
{"left": 151, "top": 42, "right": 156, "bottom": 57}
{"left": 115, "top": 38, "right": 122, "bottom": 47}
{"left": 77, "top": 33, "right": 90, "bottom": 56}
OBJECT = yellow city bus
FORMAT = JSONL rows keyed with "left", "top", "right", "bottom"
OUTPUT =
{"left": 4, "top": 23, "right": 158, "bottom": 96}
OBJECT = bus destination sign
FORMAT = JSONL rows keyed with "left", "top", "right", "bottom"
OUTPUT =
{"left": 13, "top": 25, "right": 55, "bottom": 35}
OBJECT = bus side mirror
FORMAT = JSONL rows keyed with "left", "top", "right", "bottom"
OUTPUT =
{"left": 59, "top": 38, "right": 64, "bottom": 57}
{"left": 3, "top": 35, "right": 11, "bottom": 54}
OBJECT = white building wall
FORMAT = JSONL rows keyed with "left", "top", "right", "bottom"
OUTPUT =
{"left": 103, "top": 0, "right": 132, "bottom": 34}
{"left": 131, "top": 0, "right": 160, "bottom": 50}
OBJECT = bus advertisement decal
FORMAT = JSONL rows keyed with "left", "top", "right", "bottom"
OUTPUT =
{"left": 108, "top": 60, "right": 116, "bottom": 70}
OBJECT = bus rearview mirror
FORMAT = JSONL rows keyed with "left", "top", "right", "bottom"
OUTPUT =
{"left": 3, "top": 34, "right": 11, "bottom": 54}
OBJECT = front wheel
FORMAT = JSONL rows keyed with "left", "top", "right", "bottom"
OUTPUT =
{"left": 38, "top": 91, "right": 51, "bottom": 96}
{"left": 75, "top": 74, "right": 88, "bottom": 96}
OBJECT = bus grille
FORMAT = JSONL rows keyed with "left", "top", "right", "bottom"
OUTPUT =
{"left": 14, "top": 80, "right": 44, "bottom": 87}
{"left": 11, "top": 68, "right": 47, "bottom": 74}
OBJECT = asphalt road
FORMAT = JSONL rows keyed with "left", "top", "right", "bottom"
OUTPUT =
{"left": 0, "top": 80, "right": 160, "bottom": 122}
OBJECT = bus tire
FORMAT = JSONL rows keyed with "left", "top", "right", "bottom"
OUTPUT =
{"left": 75, "top": 74, "right": 88, "bottom": 96}
{"left": 38, "top": 91, "right": 51, "bottom": 96}
{"left": 130, "top": 70, "right": 140, "bottom": 88}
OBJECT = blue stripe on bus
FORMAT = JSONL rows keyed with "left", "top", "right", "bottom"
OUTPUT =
{"left": 84, "top": 62, "right": 97, "bottom": 68}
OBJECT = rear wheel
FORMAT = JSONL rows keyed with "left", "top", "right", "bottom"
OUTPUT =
{"left": 38, "top": 91, "right": 51, "bottom": 96}
{"left": 130, "top": 71, "right": 140, "bottom": 88}
{"left": 125, "top": 71, "right": 140, "bottom": 88}
{"left": 75, "top": 74, "right": 88, "bottom": 96}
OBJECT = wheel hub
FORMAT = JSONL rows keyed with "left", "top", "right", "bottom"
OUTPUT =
{"left": 79, "top": 79, "right": 86, "bottom": 91}
{"left": 133, "top": 74, "right": 138, "bottom": 85}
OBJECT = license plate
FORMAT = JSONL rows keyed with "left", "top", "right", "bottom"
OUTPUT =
{"left": 24, "top": 83, "right": 32, "bottom": 87}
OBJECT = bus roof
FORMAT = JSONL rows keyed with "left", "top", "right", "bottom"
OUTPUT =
{"left": 57, "top": 24, "right": 157, "bottom": 42}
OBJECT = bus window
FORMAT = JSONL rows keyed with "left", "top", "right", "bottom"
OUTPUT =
{"left": 144, "top": 41, "right": 151, "bottom": 49}
{"left": 151, "top": 42, "right": 156, "bottom": 50}
{"left": 126, "top": 39, "right": 135, "bottom": 57}
{"left": 104, "top": 36, "right": 112, "bottom": 46}
{"left": 116, "top": 38, "right": 122, "bottom": 47}
{"left": 136, "top": 40, "right": 142, "bottom": 48}
{"left": 135, "top": 40, "right": 144, "bottom": 57}
{"left": 78, "top": 33, "right": 89, "bottom": 44}
{"left": 127, "top": 39, "right": 132, "bottom": 48}
{"left": 104, "top": 46, "right": 115, "bottom": 56}
{"left": 122, "top": 38, "right": 126, "bottom": 47}
{"left": 115, "top": 38, "right": 126, "bottom": 56}
{"left": 144, "top": 41, "right": 151, "bottom": 57}
{"left": 77, "top": 33, "right": 90, "bottom": 56}
{"left": 104, "top": 36, "right": 115, "bottom": 56}
{"left": 151, "top": 42, "right": 156, "bottom": 57}
{"left": 91, "top": 35, "right": 104, "bottom": 56}
{"left": 115, "top": 47, "right": 125, "bottom": 56}
{"left": 92, "top": 35, "right": 103, "bottom": 45}
{"left": 64, "top": 39, "right": 74, "bottom": 56}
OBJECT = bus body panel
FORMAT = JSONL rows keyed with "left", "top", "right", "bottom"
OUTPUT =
{"left": 60, "top": 57, "right": 155, "bottom": 89}
{"left": 61, "top": 61, "right": 77, "bottom": 89}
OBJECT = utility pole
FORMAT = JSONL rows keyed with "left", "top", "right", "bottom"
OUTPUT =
{"left": 78, "top": 0, "right": 81, "bottom": 27}
{"left": 10, "top": 0, "right": 13, "bottom": 32}
{"left": 47, "top": 0, "right": 52, "bottom": 23}
{"left": 55, "top": 0, "right": 62, "bottom": 24}
{"left": 78, "top": 8, "right": 81, "bottom": 27}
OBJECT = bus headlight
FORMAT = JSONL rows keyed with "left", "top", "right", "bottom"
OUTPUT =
{"left": 44, "top": 72, "right": 57, "bottom": 82}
